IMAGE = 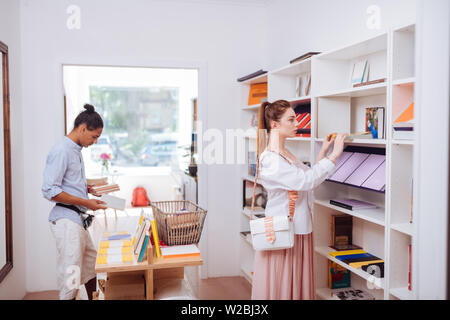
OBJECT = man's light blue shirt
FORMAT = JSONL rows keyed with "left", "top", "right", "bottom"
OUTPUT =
{"left": 42, "top": 136, "right": 89, "bottom": 227}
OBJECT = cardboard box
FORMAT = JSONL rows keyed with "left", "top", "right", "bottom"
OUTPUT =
{"left": 104, "top": 272, "right": 145, "bottom": 300}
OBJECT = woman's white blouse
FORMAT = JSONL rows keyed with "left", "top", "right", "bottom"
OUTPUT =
{"left": 258, "top": 150, "right": 336, "bottom": 234}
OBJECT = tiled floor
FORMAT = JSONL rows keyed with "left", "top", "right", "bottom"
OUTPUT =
{"left": 23, "top": 209, "right": 251, "bottom": 300}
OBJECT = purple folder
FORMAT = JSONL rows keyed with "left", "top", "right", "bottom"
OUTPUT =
{"left": 344, "top": 154, "right": 386, "bottom": 186}
{"left": 362, "top": 160, "right": 386, "bottom": 190}
{"left": 331, "top": 151, "right": 353, "bottom": 174}
{"left": 328, "top": 153, "right": 370, "bottom": 183}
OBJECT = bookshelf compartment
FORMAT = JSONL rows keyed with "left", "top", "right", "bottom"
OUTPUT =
{"left": 316, "top": 93, "right": 386, "bottom": 140}
{"left": 269, "top": 60, "right": 311, "bottom": 101}
{"left": 392, "top": 24, "right": 415, "bottom": 81}
{"left": 390, "top": 144, "right": 413, "bottom": 226}
{"left": 313, "top": 33, "right": 387, "bottom": 95}
{"left": 388, "top": 230, "right": 413, "bottom": 295}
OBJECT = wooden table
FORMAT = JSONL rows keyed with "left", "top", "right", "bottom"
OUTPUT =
{"left": 95, "top": 242, "right": 203, "bottom": 300}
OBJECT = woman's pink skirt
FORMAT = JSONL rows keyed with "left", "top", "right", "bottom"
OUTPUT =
{"left": 251, "top": 233, "right": 315, "bottom": 300}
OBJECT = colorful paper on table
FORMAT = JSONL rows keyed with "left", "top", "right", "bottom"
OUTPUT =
{"left": 98, "top": 246, "right": 133, "bottom": 255}
{"left": 99, "top": 240, "right": 132, "bottom": 249}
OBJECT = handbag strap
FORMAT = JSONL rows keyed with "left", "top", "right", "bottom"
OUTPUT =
{"left": 250, "top": 150, "right": 298, "bottom": 222}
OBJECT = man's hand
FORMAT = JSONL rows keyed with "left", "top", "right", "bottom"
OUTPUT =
{"left": 85, "top": 199, "right": 107, "bottom": 211}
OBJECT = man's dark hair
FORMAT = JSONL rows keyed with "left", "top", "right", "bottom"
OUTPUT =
{"left": 74, "top": 104, "right": 104, "bottom": 130}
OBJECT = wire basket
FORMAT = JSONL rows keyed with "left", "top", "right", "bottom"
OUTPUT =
{"left": 151, "top": 200, "right": 207, "bottom": 246}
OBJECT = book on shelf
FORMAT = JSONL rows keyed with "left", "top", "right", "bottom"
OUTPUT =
{"left": 99, "top": 239, "right": 132, "bottom": 249}
{"left": 295, "top": 73, "right": 311, "bottom": 97}
{"left": 289, "top": 51, "right": 321, "bottom": 64}
{"left": 150, "top": 219, "right": 161, "bottom": 258}
{"left": 293, "top": 103, "right": 311, "bottom": 137}
{"left": 248, "top": 82, "right": 268, "bottom": 105}
{"left": 96, "top": 253, "right": 133, "bottom": 265}
{"left": 351, "top": 59, "right": 369, "bottom": 85}
{"left": 329, "top": 198, "right": 377, "bottom": 211}
{"left": 132, "top": 210, "right": 145, "bottom": 247}
{"left": 331, "top": 287, "right": 375, "bottom": 300}
{"left": 160, "top": 244, "right": 200, "bottom": 259}
{"left": 138, "top": 231, "right": 150, "bottom": 263}
{"left": 102, "top": 231, "right": 131, "bottom": 241}
{"left": 98, "top": 245, "right": 133, "bottom": 255}
{"left": 393, "top": 102, "right": 414, "bottom": 140}
{"left": 328, "top": 249, "right": 385, "bottom": 277}
{"left": 134, "top": 219, "right": 151, "bottom": 255}
{"left": 248, "top": 151, "right": 256, "bottom": 177}
{"left": 331, "top": 214, "right": 353, "bottom": 249}
{"left": 328, "top": 260, "right": 351, "bottom": 289}
{"left": 237, "top": 69, "right": 267, "bottom": 82}
{"left": 365, "top": 106, "right": 385, "bottom": 139}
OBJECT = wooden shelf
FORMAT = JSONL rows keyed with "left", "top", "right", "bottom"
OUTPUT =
{"left": 270, "top": 59, "right": 311, "bottom": 76}
{"left": 315, "top": 138, "right": 387, "bottom": 146}
{"left": 390, "top": 222, "right": 414, "bottom": 236}
{"left": 390, "top": 287, "right": 414, "bottom": 300}
{"left": 240, "top": 74, "right": 267, "bottom": 85}
{"left": 241, "top": 104, "right": 260, "bottom": 111}
{"left": 391, "top": 139, "right": 414, "bottom": 145}
{"left": 316, "top": 82, "right": 387, "bottom": 98}
{"left": 393, "top": 77, "right": 415, "bottom": 86}
{"left": 314, "top": 199, "right": 385, "bottom": 227}
{"left": 315, "top": 246, "right": 385, "bottom": 290}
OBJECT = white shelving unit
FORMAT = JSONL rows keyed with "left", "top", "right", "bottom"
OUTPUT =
{"left": 237, "top": 22, "right": 416, "bottom": 300}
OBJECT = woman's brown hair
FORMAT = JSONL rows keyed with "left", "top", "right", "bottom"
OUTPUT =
{"left": 257, "top": 100, "right": 292, "bottom": 156}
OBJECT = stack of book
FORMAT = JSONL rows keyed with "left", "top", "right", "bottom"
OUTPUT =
{"left": 90, "top": 183, "right": 120, "bottom": 196}
{"left": 328, "top": 249, "right": 385, "bottom": 278}
{"left": 393, "top": 102, "right": 414, "bottom": 140}
{"left": 96, "top": 232, "right": 133, "bottom": 265}
{"left": 160, "top": 244, "right": 200, "bottom": 259}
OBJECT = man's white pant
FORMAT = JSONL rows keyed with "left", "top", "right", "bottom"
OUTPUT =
{"left": 49, "top": 218, "right": 97, "bottom": 300}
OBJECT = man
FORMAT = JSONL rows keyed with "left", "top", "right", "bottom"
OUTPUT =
{"left": 42, "top": 104, "right": 107, "bottom": 300}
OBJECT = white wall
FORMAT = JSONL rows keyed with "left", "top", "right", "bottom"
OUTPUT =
{"left": 266, "top": 0, "right": 416, "bottom": 71}
{"left": 0, "top": 0, "right": 26, "bottom": 299}
{"left": 414, "top": 0, "right": 449, "bottom": 300}
{"left": 20, "top": 0, "right": 268, "bottom": 292}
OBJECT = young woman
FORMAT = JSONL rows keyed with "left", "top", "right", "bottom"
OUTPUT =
{"left": 251, "top": 100, "right": 347, "bottom": 300}
{"left": 42, "top": 104, "right": 108, "bottom": 300}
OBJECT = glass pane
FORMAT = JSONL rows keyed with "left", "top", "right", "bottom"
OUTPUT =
{"left": 63, "top": 65, "right": 198, "bottom": 178}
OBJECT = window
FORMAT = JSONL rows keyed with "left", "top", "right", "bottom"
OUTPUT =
{"left": 63, "top": 65, "right": 198, "bottom": 177}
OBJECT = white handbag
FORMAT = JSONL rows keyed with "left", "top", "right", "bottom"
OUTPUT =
{"left": 249, "top": 151, "right": 295, "bottom": 251}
